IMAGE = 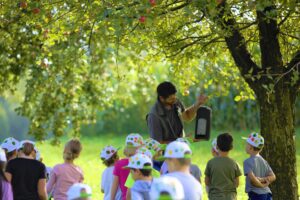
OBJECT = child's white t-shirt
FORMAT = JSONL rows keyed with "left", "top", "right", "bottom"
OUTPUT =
{"left": 165, "top": 171, "right": 203, "bottom": 200}
{"left": 101, "top": 166, "right": 122, "bottom": 200}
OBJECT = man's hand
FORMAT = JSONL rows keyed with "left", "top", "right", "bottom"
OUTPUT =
{"left": 195, "top": 95, "right": 208, "bottom": 108}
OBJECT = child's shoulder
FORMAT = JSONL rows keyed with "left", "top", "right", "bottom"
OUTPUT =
{"left": 115, "top": 158, "right": 128, "bottom": 166}
{"left": 53, "top": 163, "right": 65, "bottom": 168}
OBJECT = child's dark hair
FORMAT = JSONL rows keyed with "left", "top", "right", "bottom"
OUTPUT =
{"left": 102, "top": 153, "right": 119, "bottom": 167}
{"left": 217, "top": 133, "right": 233, "bottom": 152}
{"left": 139, "top": 163, "right": 152, "bottom": 177}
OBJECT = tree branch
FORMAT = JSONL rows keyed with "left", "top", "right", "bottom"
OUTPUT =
{"left": 279, "top": 31, "right": 300, "bottom": 40}
{"left": 286, "top": 50, "right": 300, "bottom": 89}
{"left": 215, "top": 1, "right": 260, "bottom": 91}
{"left": 166, "top": 38, "right": 202, "bottom": 58}
{"left": 159, "top": 0, "right": 192, "bottom": 15}
{"left": 256, "top": 5, "right": 283, "bottom": 70}
{"left": 278, "top": 12, "right": 291, "bottom": 27}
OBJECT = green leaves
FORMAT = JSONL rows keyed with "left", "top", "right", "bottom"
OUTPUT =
{"left": 0, "top": 0, "right": 299, "bottom": 141}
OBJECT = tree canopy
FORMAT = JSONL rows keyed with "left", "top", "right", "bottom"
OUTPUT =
{"left": 1, "top": 0, "right": 300, "bottom": 199}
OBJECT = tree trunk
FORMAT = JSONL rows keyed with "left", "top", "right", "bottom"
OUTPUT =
{"left": 258, "top": 86, "right": 298, "bottom": 200}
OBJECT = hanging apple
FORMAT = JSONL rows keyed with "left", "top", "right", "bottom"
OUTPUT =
{"left": 139, "top": 16, "right": 146, "bottom": 23}
{"left": 149, "top": 0, "right": 156, "bottom": 6}
{"left": 32, "top": 8, "right": 40, "bottom": 14}
{"left": 19, "top": 1, "right": 28, "bottom": 9}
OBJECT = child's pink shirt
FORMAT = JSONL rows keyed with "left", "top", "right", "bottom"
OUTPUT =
{"left": 46, "top": 163, "right": 84, "bottom": 200}
{"left": 113, "top": 158, "right": 130, "bottom": 200}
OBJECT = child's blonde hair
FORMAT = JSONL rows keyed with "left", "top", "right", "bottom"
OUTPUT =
{"left": 63, "top": 139, "right": 82, "bottom": 161}
{"left": 123, "top": 146, "right": 138, "bottom": 157}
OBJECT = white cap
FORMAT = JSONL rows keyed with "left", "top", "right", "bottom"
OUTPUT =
{"left": 150, "top": 176, "right": 184, "bottom": 200}
{"left": 124, "top": 153, "right": 152, "bottom": 169}
{"left": 18, "top": 140, "right": 35, "bottom": 150}
{"left": 1, "top": 137, "right": 20, "bottom": 152}
{"left": 144, "top": 138, "right": 162, "bottom": 151}
{"left": 67, "top": 183, "right": 92, "bottom": 200}
{"left": 136, "top": 146, "right": 153, "bottom": 159}
{"left": 242, "top": 132, "right": 264, "bottom": 148}
{"left": 0, "top": 148, "right": 7, "bottom": 162}
{"left": 100, "top": 145, "right": 119, "bottom": 161}
{"left": 35, "top": 147, "right": 41, "bottom": 160}
{"left": 176, "top": 137, "right": 191, "bottom": 146}
{"left": 211, "top": 138, "right": 218, "bottom": 152}
{"left": 164, "top": 141, "right": 192, "bottom": 159}
{"left": 125, "top": 133, "right": 144, "bottom": 147}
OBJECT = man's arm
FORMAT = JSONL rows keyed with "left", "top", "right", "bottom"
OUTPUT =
{"left": 181, "top": 95, "right": 208, "bottom": 121}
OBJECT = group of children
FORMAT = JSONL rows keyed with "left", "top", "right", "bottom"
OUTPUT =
{"left": 0, "top": 138, "right": 91, "bottom": 200}
{"left": 99, "top": 132, "right": 275, "bottom": 200}
{"left": 0, "top": 131, "right": 276, "bottom": 200}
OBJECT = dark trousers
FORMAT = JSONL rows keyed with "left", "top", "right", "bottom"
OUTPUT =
{"left": 153, "top": 160, "right": 163, "bottom": 171}
{"left": 248, "top": 192, "right": 272, "bottom": 200}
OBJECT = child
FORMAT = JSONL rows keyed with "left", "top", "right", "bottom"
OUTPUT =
{"left": 150, "top": 176, "right": 184, "bottom": 200}
{"left": 144, "top": 138, "right": 164, "bottom": 171}
{"left": 0, "top": 148, "right": 13, "bottom": 200}
{"left": 243, "top": 133, "right": 276, "bottom": 200}
{"left": 100, "top": 145, "right": 121, "bottom": 200}
{"left": 47, "top": 139, "right": 84, "bottom": 200}
{"left": 163, "top": 141, "right": 202, "bottom": 200}
{"left": 5, "top": 140, "right": 48, "bottom": 200}
{"left": 67, "top": 183, "right": 92, "bottom": 200}
{"left": 124, "top": 153, "right": 153, "bottom": 200}
{"left": 110, "top": 133, "right": 143, "bottom": 200}
{"left": 205, "top": 133, "right": 241, "bottom": 200}
{"left": 160, "top": 138, "right": 202, "bottom": 183}
{"left": 1, "top": 137, "right": 19, "bottom": 161}
{"left": 211, "top": 138, "right": 219, "bottom": 157}
{"left": 125, "top": 146, "right": 161, "bottom": 200}
{"left": 46, "top": 167, "right": 53, "bottom": 182}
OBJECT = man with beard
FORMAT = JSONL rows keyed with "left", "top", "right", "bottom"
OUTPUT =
{"left": 147, "top": 81, "right": 208, "bottom": 144}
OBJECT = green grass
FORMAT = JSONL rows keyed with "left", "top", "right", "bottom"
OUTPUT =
{"left": 36, "top": 130, "right": 300, "bottom": 200}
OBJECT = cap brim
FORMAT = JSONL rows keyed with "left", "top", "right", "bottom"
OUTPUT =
{"left": 160, "top": 144, "right": 167, "bottom": 151}
{"left": 155, "top": 156, "right": 166, "bottom": 162}
{"left": 123, "top": 166, "right": 153, "bottom": 170}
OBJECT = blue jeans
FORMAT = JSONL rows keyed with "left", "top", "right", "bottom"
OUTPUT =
{"left": 248, "top": 192, "right": 272, "bottom": 200}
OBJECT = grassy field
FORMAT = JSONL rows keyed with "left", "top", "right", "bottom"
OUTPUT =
{"left": 36, "top": 130, "right": 300, "bottom": 200}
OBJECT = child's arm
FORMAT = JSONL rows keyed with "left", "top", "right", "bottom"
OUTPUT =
{"left": 260, "top": 172, "right": 276, "bottom": 184}
{"left": 248, "top": 171, "right": 269, "bottom": 188}
{"left": 46, "top": 171, "right": 56, "bottom": 194}
{"left": 126, "top": 189, "right": 131, "bottom": 200}
{"left": 38, "top": 178, "right": 48, "bottom": 200}
{"left": 234, "top": 176, "right": 239, "bottom": 188}
{"left": 110, "top": 175, "right": 119, "bottom": 200}
{"left": 204, "top": 176, "right": 210, "bottom": 186}
{"left": 4, "top": 172, "right": 12, "bottom": 182}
